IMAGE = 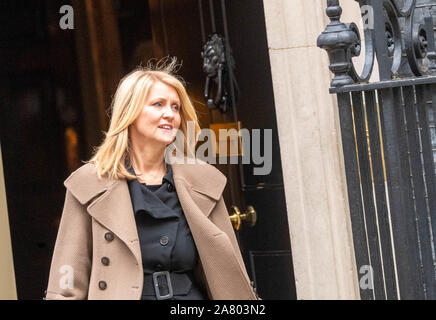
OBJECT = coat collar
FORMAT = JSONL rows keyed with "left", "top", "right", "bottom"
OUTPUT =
{"left": 63, "top": 159, "right": 227, "bottom": 268}
{"left": 126, "top": 163, "right": 179, "bottom": 219}
{"left": 64, "top": 158, "right": 227, "bottom": 206}
{"left": 125, "top": 158, "right": 175, "bottom": 187}
{"left": 63, "top": 159, "right": 228, "bottom": 289}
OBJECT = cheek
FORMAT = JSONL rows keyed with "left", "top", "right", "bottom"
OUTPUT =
{"left": 131, "top": 113, "right": 153, "bottom": 134}
{"left": 138, "top": 109, "right": 159, "bottom": 125}
{"left": 175, "top": 114, "right": 182, "bottom": 129}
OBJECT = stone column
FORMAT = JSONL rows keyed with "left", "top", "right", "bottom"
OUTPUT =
{"left": 0, "top": 144, "right": 17, "bottom": 299}
{"left": 262, "top": 0, "right": 364, "bottom": 299}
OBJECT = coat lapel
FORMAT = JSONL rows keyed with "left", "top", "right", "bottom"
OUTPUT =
{"left": 86, "top": 180, "right": 142, "bottom": 265}
{"left": 63, "top": 160, "right": 228, "bottom": 272}
{"left": 63, "top": 163, "right": 142, "bottom": 266}
{"left": 171, "top": 164, "right": 251, "bottom": 299}
{"left": 172, "top": 160, "right": 227, "bottom": 217}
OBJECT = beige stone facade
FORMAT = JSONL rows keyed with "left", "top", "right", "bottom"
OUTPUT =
{"left": 0, "top": 0, "right": 367, "bottom": 300}
{"left": 0, "top": 144, "right": 17, "bottom": 299}
{"left": 262, "top": 0, "right": 365, "bottom": 299}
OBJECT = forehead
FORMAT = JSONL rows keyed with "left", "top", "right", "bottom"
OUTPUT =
{"left": 147, "top": 81, "right": 180, "bottom": 101}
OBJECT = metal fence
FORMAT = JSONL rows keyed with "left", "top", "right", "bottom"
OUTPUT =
{"left": 318, "top": 0, "right": 436, "bottom": 299}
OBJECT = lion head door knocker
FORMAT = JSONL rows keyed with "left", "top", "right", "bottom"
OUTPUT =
{"left": 201, "top": 33, "right": 237, "bottom": 113}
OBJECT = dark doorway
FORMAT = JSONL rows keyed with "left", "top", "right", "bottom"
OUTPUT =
{"left": 149, "top": 0, "right": 296, "bottom": 299}
{"left": 1, "top": 0, "right": 296, "bottom": 300}
{"left": 0, "top": 0, "right": 86, "bottom": 299}
{"left": 0, "top": 0, "right": 155, "bottom": 299}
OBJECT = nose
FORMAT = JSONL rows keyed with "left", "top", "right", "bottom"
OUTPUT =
{"left": 162, "top": 104, "right": 174, "bottom": 118}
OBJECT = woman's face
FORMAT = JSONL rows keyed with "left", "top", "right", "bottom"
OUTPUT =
{"left": 130, "top": 81, "right": 182, "bottom": 148}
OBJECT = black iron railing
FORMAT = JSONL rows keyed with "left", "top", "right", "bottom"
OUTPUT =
{"left": 318, "top": 0, "right": 436, "bottom": 299}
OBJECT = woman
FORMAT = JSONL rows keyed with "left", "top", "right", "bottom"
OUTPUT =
{"left": 45, "top": 60, "right": 259, "bottom": 300}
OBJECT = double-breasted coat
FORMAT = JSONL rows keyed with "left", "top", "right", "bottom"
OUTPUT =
{"left": 45, "top": 159, "right": 259, "bottom": 300}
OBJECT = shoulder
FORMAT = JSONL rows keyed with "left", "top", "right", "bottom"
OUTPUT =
{"left": 171, "top": 158, "right": 227, "bottom": 201}
{"left": 172, "top": 157, "right": 225, "bottom": 178}
{"left": 63, "top": 162, "right": 116, "bottom": 204}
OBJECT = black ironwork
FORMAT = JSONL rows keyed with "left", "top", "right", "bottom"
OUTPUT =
{"left": 318, "top": 0, "right": 436, "bottom": 85}
{"left": 201, "top": 33, "right": 230, "bottom": 112}
{"left": 318, "top": 0, "right": 436, "bottom": 299}
{"left": 199, "top": 0, "right": 260, "bottom": 193}
{"left": 317, "top": 0, "right": 359, "bottom": 87}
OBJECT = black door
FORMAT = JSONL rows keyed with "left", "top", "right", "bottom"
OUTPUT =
{"left": 149, "top": 0, "right": 296, "bottom": 299}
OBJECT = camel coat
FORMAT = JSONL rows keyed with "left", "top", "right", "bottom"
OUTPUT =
{"left": 45, "top": 160, "right": 258, "bottom": 300}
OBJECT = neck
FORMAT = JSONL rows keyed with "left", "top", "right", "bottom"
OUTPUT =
{"left": 130, "top": 150, "right": 166, "bottom": 175}
{"left": 129, "top": 136, "right": 168, "bottom": 174}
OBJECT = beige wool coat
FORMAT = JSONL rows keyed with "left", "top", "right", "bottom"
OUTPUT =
{"left": 45, "top": 160, "right": 259, "bottom": 300}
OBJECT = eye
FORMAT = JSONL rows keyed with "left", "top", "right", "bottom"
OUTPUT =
{"left": 172, "top": 104, "right": 180, "bottom": 111}
{"left": 152, "top": 101, "right": 162, "bottom": 107}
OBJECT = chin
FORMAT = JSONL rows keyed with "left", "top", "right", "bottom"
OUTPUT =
{"left": 156, "top": 138, "right": 174, "bottom": 146}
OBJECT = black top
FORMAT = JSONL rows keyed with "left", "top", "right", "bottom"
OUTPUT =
{"left": 126, "top": 163, "right": 207, "bottom": 300}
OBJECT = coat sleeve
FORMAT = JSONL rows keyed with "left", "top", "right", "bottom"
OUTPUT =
{"left": 44, "top": 189, "right": 92, "bottom": 300}
{"left": 208, "top": 196, "right": 261, "bottom": 300}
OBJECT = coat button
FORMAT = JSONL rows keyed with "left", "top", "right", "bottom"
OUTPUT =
{"left": 98, "top": 281, "right": 107, "bottom": 290}
{"left": 101, "top": 257, "right": 110, "bottom": 266}
{"left": 167, "top": 183, "right": 174, "bottom": 192}
{"left": 160, "top": 236, "right": 169, "bottom": 246}
{"left": 104, "top": 232, "right": 114, "bottom": 242}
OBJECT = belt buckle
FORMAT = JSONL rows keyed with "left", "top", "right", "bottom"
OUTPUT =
{"left": 152, "top": 271, "right": 173, "bottom": 300}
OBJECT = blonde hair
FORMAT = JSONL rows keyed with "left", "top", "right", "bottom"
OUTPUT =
{"left": 86, "top": 58, "right": 201, "bottom": 180}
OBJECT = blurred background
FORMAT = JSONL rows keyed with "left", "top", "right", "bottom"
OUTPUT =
{"left": 0, "top": 0, "right": 295, "bottom": 300}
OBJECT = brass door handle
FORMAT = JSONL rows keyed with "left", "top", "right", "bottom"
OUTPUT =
{"left": 229, "top": 205, "right": 257, "bottom": 231}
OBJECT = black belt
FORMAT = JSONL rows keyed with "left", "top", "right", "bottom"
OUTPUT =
{"left": 142, "top": 271, "right": 194, "bottom": 300}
